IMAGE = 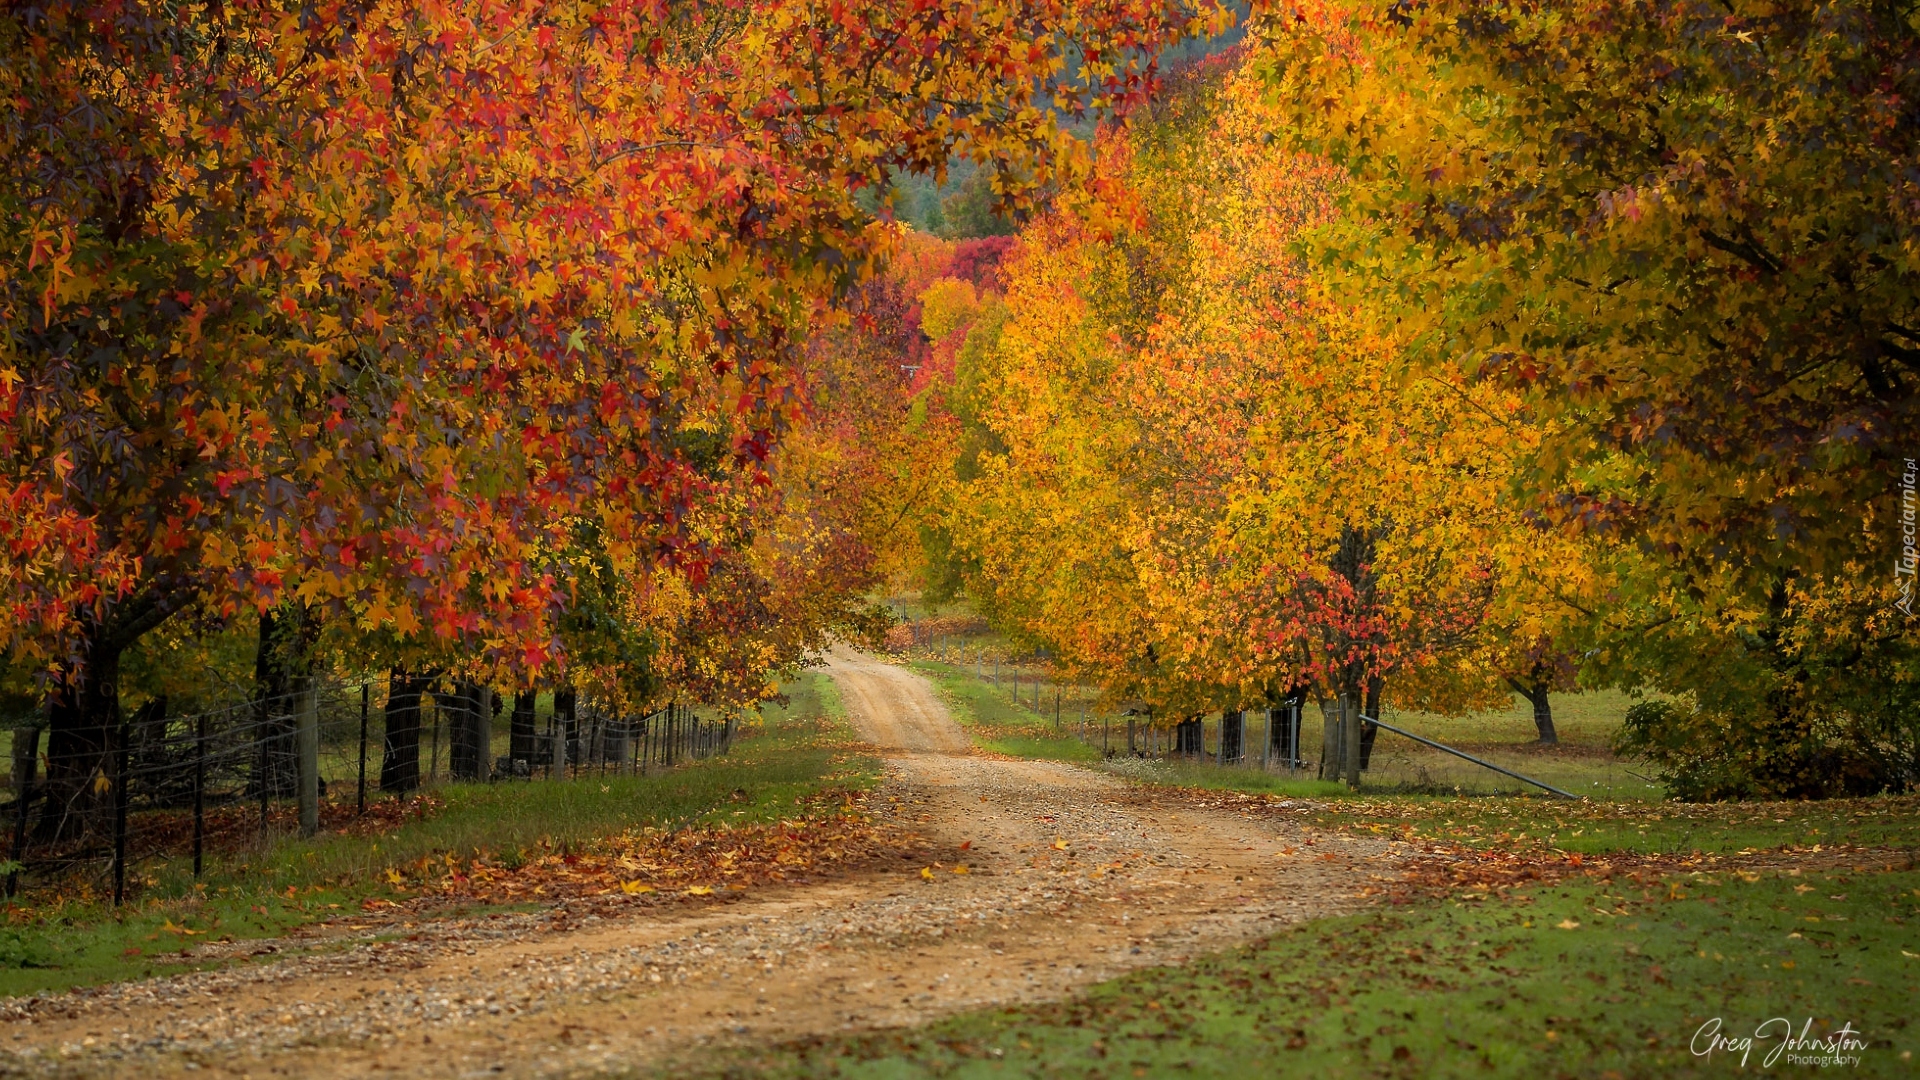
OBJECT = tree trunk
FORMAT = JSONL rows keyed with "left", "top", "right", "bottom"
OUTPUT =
{"left": 476, "top": 686, "right": 495, "bottom": 780}
{"left": 1221, "top": 710, "right": 1243, "bottom": 763}
{"left": 1175, "top": 716, "right": 1203, "bottom": 756}
{"left": 39, "top": 632, "right": 124, "bottom": 842}
{"left": 37, "top": 584, "right": 193, "bottom": 842}
{"left": 126, "top": 696, "right": 173, "bottom": 805}
{"left": 553, "top": 689, "right": 579, "bottom": 772}
{"left": 251, "top": 606, "right": 307, "bottom": 800}
{"left": 379, "top": 668, "right": 427, "bottom": 794}
{"left": 1529, "top": 683, "right": 1557, "bottom": 744}
{"left": 1359, "top": 679, "right": 1383, "bottom": 771}
{"left": 450, "top": 681, "right": 490, "bottom": 781}
{"left": 508, "top": 691, "right": 539, "bottom": 773}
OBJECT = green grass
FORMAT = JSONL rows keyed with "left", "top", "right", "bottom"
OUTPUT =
{"left": 916, "top": 651, "right": 1920, "bottom": 861}
{"left": 708, "top": 867, "right": 1920, "bottom": 1078}
{"left": 1310, "top": 794, "right": 1920, "bottom": 859}
{"left": 244, "top": 679, "right": 874, "bottom": 889}
{"left": 1100, "top": 755, "right": 1350, "bottom": 799}
{"left": 909, "top": 661, "right": 1099, "bottom": 762}
{"left": 896, "top": 634, "right": 1662, "bottom": 799}
{"left": 0, "top": 672, "right": 875, "bottom": 999}
{"left": 1378, "top": 688, "right": 1642, "bottom": 751}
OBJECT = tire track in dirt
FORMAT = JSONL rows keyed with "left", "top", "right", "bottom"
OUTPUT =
{"left": 0, "top": 649, "right": 1396, "bottom": 1079}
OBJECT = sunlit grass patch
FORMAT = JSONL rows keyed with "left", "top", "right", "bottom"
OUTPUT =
{"left": 909, "top": 660, "right": 1098, "bottom": 762}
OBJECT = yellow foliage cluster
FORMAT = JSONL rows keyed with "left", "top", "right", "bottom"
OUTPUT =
{"left": 928, "top": 50, "right": 1610, "bottom": 719}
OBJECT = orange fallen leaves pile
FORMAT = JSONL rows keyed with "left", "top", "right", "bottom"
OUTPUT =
{"left": 134, "top": 794, "right": 446, "bottom": 859}
{"left": 375, "top": 809, "right": 923, "bottom": 909}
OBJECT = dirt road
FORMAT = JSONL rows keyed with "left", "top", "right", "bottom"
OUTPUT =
{"left": 0, "top": 650, "right": 1392, "bottom": 1078}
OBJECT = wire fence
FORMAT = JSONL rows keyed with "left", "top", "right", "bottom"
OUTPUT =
{"left": 2, "top": 681, "right": 734, "bottom": 904}
{"left": 913, "top": 633, "right": 1624, "bottom": 797}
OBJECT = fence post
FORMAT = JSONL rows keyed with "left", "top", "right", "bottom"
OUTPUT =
{"left": 550, "top": 714, "right": 566, "bottom": 780}
{"left": 357, "top": 681, "right": 369, "bottom": 815}
{"left": 193, "top": 711, "right": 206, "bottom": 878}
{"left": 112, "top": 718, "right": 129, "bottom": 907}
{"left": 1290, "top": 703, "right": 1302, "bottom": 775}
{"left": 256, "top": 705, "right": 271, "bottom": 838}
{"left": 1342, "top": 695, "right": 1362, "bottom": 788}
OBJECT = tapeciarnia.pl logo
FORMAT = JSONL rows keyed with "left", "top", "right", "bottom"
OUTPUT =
{"left": 1898, "top": 458, "right": 1917, "bottom": 617}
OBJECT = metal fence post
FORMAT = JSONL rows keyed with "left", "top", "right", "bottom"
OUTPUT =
{"left": 357, "top": 681, "right": 369, "bottom": 815}
{"left": 112, "top": 718, "right": 129, "bottom": 907}
{"left": 296, "top": 683, "right": 319, "bottom": 837}
{"left": 193, "top": 711, "right": 206, "bottom": 878}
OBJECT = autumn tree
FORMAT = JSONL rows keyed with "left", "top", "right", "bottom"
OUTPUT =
{"left": 1259, "top": 0, "right": 1920, "bottom": 793}
{"left": 920, "top": 53, "right": 1547, "bottom": 775}
{"left": 3, "top": 0, "right": 1227, "bottom": 832}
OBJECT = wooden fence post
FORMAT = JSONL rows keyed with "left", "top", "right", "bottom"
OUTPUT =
{"left": 1342, "top": 695, "right": 1362, "bottom": 788}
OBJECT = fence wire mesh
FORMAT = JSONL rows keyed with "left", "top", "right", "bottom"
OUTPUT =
{"left": 2, "top": 682, "right": 734, "bottom": 902}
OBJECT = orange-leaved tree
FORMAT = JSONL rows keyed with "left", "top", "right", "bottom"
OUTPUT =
{"left": 2, "top": 0, "right": 1226, "bottom": 833}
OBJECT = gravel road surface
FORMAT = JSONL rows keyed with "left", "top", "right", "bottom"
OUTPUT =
{"left": 0, "top": 649, "right": 1394, "bottom": 1078}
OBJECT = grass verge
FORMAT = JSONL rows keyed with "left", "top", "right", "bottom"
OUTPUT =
{"left": 709, "top": 867, "right": 1920, "bottom": 1078}
{"left": 908, "top": 660, "right": 1098, "bottom": 762}
{"left": 1295, "top": 793, "right": 1920, "bottom": 859}
{"left": 0, "top": 671, "right": 874, "bottom": 999}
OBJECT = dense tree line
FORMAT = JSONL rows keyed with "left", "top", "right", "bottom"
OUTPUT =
{"left": 880, "top": 6, "right": 1920, "bottom": 799}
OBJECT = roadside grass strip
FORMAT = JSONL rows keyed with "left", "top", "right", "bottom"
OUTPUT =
{"left": 716, "top": 866, "right": 1920, "bottom": 1078}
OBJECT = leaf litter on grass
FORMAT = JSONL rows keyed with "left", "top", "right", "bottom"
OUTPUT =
{"left": 365, "top": 795, "right": 924, "bottom": 915}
